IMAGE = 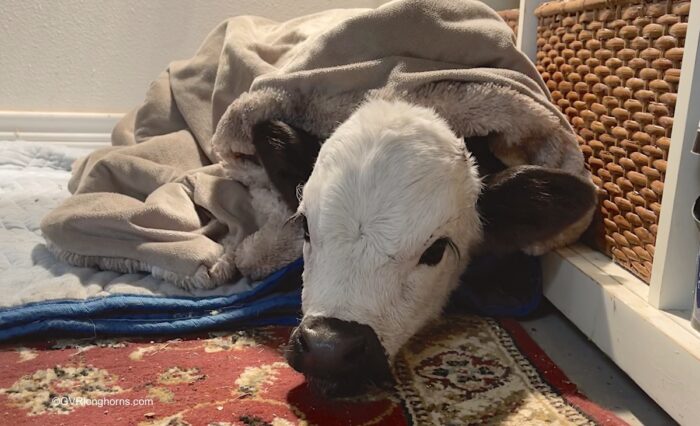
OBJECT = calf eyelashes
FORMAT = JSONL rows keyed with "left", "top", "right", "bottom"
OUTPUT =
{"left": 418, "top": 237, "right": 460, "bottom": 266}
{"left": 419, "top": 237, "right": 448, "bottom": 266}
{"left": 301, "top": 215, "right": 310, "bottom": 242}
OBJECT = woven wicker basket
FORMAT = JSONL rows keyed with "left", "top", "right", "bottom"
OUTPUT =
{"left": 499, "top": 9, "right": 520, "bottom": 35}
{"left": 534, "top": 0, "right": 691, "bottom": 282}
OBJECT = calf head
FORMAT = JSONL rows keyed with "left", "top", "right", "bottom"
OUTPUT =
{"left": 252, "top": 99, "right": 596, "bottom": 397}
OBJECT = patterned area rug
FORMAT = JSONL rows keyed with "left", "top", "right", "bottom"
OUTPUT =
{"left": 0, "top": 315, "right": 627, "bottom": 425}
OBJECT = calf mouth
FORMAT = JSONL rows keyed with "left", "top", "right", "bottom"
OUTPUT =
{"left": 302, "top": 370, "right": 395, "bottom": 399}
{"left": 284, "top": 317, "right": 395, "bottom": 398}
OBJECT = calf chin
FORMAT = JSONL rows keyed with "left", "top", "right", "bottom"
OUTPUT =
{"left": 303, "top": 372, "right": 395, "bottom": 399}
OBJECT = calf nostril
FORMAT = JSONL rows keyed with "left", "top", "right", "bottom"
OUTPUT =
{"left": 297, "top": 328, "right": 310, "bottom": 353}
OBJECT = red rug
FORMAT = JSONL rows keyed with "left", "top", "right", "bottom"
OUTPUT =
{"left": 0, "top": 315, "right": 627, "bottom": 425}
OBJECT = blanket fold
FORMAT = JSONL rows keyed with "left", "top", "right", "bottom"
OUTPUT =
{"left": 0, "top": 141, "right": 305, "bottom": 342}
{"left": 42, "top": 0, "right": 588, "bottom": 289}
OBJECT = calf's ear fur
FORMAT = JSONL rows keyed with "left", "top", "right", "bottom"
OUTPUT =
{"left": 477, "top": 165, "right": 597, "bottom": 255}
{"left": 251, "top": 120, "right": 322, "bottom": 211}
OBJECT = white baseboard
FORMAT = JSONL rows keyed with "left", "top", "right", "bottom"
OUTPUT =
{"left": 0, "top": 111, "right": 122, "bottom": 149}
{"left": 543, "top": 245, "right": 700, "bottom": 425}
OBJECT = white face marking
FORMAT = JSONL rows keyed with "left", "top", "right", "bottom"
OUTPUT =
{"left": 298, "top": 98, "right": 483, "bottom": 357}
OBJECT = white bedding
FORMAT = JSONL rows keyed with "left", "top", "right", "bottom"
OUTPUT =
{"left": 0, "top": 141, "right": 253, "bottom": 309}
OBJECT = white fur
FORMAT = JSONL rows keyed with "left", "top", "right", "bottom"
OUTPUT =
{"left": 298, "top": 98, "right": 483, "bottom": 357}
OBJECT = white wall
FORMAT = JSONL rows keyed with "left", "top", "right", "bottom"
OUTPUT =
{"left": 0, "top": 0, "right": 385, "bottom": 113}
{"left": 1, "top": 0, "right": 517, "bottom": 113}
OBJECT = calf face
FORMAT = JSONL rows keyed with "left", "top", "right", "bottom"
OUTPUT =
{"left": 252, "top": 98, "right": 596, "bottom": 397}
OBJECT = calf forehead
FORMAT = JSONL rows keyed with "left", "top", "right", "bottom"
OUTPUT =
{"left": 306, "top": 138, "right": 473, "bottom": 256}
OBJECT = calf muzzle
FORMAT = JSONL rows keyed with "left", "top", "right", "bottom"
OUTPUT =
{"left": 285, "top": 316, "right": 393, "bottom": 397}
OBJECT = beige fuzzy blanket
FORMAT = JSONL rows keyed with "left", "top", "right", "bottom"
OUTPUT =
{"left": 41, "top": 0, "right": 587, "bottom": 290}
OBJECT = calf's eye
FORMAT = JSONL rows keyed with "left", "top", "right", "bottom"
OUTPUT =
{"left": 301, "top": 215, "right": 310, "bottom": 242}
{"left": 419, "top": 237, "right": 449, "bottom": 266}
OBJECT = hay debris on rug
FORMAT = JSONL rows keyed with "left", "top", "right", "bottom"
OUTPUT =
{"left": 0, "top": 316, "right": 627, "bottom": 425}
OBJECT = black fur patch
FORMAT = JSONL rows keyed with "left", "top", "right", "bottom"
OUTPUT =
{"left": 477, "top": 165, "right": 597, "bottom": 254}
{"left": 464, "top": 134, "right": 507, "bottom": 176}
{"left": 251, "top": 120, "right": 322, "bottom": 210}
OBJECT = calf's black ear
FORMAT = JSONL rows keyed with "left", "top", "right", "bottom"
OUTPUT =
{"left": 477, "top": 165, "right": 597, "bottom": 255}
{"left": 251, "top": 120, "right": 322, "bottom": 210}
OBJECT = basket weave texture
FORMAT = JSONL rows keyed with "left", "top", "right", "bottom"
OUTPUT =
{"left": 498, "top": 9, "right": 520, "bottom": 35}
{"left": 534, "top": 0, "right": 690, "bottom": 282}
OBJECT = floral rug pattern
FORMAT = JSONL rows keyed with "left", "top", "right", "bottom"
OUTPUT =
{"left": 0, "top": 316, "right": 627, "bottom": 425}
